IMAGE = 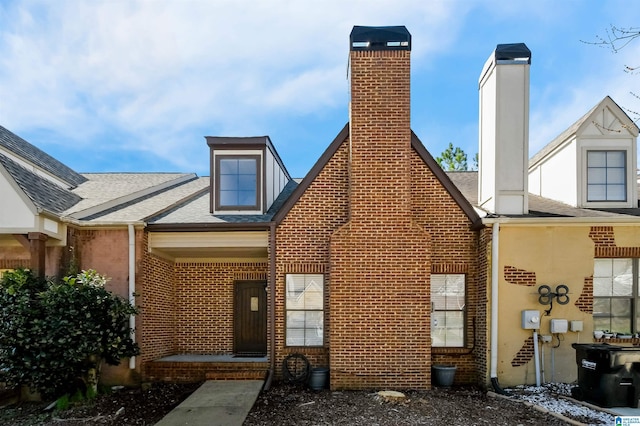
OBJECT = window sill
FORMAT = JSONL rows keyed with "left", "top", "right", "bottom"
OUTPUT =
{"left": 283, "top": 347, "right": 327, "bottom": 354}
{"left": 594, "top": 337, "right": 640, "bottom": 346}
{"left": 432, "top": 347, "right": 472, "bottom": 354}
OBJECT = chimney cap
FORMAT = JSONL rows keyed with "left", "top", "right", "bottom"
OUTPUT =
{"left": 350, "top": 26, "right": 411, "bottom": 51}
{"left": 495, "top": 43, "right": 531, "bottom": 64}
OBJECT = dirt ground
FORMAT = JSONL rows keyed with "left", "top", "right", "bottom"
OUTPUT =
{"left": 0, "top": 382, "right": 201, "bottom": 425}
{"left": 0, "top": 381, "right": 609, "bottom": 425}
{"left": 245, "top": 384, "right": 575, "bottom": 426}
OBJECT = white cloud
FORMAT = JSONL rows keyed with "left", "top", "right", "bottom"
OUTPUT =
{"left": 11, "top": 0, "right": 635, "bottom": 175}
{"left": 529, "top": 40, "right": 640, "bottom": 157}
{"left": 0, "top": 0, "right": 471, "bottom": 170}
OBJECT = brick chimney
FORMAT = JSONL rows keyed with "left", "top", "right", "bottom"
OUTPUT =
{"left": 348, "top": 26, "right": 412, "bottom": 223}
{"left": 329, "top": 26, "right": 432, "bottom": 390}
{"left": 478, "top": 43, "right": 531, "bottom": 215}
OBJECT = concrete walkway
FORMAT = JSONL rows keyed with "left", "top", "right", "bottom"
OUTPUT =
{"left": 155, "top": 380, "right": 264, "bottom": 426}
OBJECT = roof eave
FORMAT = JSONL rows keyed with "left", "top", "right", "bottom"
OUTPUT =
{"left": 146, "top": 222, "right": 273, "bottom": 232}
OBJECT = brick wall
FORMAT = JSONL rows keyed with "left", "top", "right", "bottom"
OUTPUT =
{"left": 0, "top": 235, "right": 65, "bottom": 277}
{"left": 475, "top": 227, "right": 491, "bottom": 387}
{"left": 174, "top": 262, "right": 267, "bottom": 353}
{"left": 275, "top": 46, "right": 480, "bottom": 390}
{"left": 411, "top": 153, "right": 481, "bottom": 386}
{"left": 329, "top": 47, "right": 432, "bottom": 390}
{"left": 141, "top": 247, "right": 176, "bottom": 362}
{"left": 575, "top": 276, "right": 593, "bottom": 314}
{"left": 140, "top": 231, "right": 270, "bottom": 364}
{"left": 590, "top": 225, "right": 640, "bottom": 257}
{"left": 504, "top": 266, "right": 537, "bottom": 287}
{"left": 275, "top": 141, "right": 350, "bottom": 379}
{"left": 511, "top": 336, "right": 534, "bottom": 367}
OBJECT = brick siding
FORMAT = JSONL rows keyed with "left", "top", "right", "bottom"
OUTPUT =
{"left": 575, "top": 276, "right": 593, "bottom": 314}
{"left": 503, "top": 265, "right": 537, "bottom": 287}
{"left": 275, "top": 47, "right": 480, "bottom": 390}
{"left": 511, "top": 336, "right": 534, "bottom": 367}
{"left": 141, "top": 243, "right": 176, "bottom": 362}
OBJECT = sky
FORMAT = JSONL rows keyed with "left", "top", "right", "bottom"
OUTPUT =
{"left": 0, "top": 0, "right": 639, "bottom": 179}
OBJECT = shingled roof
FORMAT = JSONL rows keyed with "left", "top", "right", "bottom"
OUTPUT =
{"left": 0, "top": 125, "right": 87, "bottom": 188}
{"left": 0, "top": 153, "right": 82, "bottom": 214}
{"left": 447, "top": 171, "right": 640, "bottom": 219}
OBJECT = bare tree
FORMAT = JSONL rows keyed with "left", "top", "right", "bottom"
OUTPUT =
{"left": 584, "top": 25, "right": 640, "bottom": 123}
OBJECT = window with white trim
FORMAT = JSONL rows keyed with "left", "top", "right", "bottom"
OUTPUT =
{"left": 285, "top": 274, "right": 324, "bottom": 346}
{"left": 587, "top": 150, "right": 626, "bottom": 202}
{"left": 593, "top": 258, "right": 637, "bottom": 334}
{"left": 431, "top": 274, "right": 465, "bottom": 347}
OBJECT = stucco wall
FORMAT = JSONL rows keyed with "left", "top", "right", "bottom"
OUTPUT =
{"left": 498, "top": 224, "right": 594, "bottom": 386}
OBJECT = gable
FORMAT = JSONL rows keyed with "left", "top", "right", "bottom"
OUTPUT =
{"left": 0, "top": 153, "right": 82, "bottom": 215}
{"left": 0, "top": 125, "right": 87, "bottom": 188}
{"left": 528, "top": 96, "right": 638, "bottom": 209}
{"left": 0, "top": 161, "right": 36, "bottom": 230}
{"left": 410, "top": 132, "right": 482, "bottom": 227}
{"left": 578, "top": 97, "right": 639, "bottom": 137}
{"left": 274, "top": 125, "right": 481, "bottom": 228}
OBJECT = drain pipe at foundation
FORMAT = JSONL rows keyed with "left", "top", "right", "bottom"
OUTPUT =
{"left": 264, "top": 222, "right": 277, "bottom": 391}
{"left": 128, "top": 223, "right": 136, "bottom": 370}
{"left": 490, "top": 223, "right": 507, "bottom": 394}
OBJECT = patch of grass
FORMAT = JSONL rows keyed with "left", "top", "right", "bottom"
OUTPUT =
{"left": 56, "top": 393, "right": 70, "bottom": 411}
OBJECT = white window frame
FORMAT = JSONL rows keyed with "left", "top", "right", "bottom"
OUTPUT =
{"left": 586, "top": 150, "right": 626, "bottom": 202}
{"left": 593, "top": 258, "right": 637, "bottom": 334}
{"left": 285, "top": 274, "right": 324, "bottom": 347}
{"left": 579, "top": 142, "right": 635, "bottom": 208}
{"left": 431, "top": 273, "right": 466, "bottom": 347}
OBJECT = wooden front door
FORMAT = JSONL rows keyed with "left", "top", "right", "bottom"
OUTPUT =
{"left": 234, "top": 281, "right": 267, "bottom": 355}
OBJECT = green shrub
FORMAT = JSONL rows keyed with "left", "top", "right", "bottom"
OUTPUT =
{"left": 0, "top": 269, "right": 139, "bottom": 398}
{"left": 55, "top": 393, "right": 70, "bottom": 411}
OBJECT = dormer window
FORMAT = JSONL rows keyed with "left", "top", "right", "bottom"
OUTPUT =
{"left": 528, "top": 98, "right": 638, "bottom": 209}
{"left": 207, "top": 136, "right": 292, "bottom": 215}
{"left": 587, "top": 150, "right": 626, "bottom": 202}
{"left": 215, "top": 155, "right": 261, "bottom": 210}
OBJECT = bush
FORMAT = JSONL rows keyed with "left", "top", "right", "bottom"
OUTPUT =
{"left": 0, "top": 269, "right": 139, "bottom": 398}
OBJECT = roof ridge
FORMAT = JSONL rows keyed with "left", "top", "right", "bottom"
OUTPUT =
{"left": 0, "top": 152, "right": 82, "bottom": 215}
{"left": 0, "top": 125, "right": 87, "bottom": 188}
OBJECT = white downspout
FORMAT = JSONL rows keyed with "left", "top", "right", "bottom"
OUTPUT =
{"left": 128, "top": 223, "right": 136, "bottom": 370}
{"left": 490, "top": 223, "right": 504, "bottom": 391}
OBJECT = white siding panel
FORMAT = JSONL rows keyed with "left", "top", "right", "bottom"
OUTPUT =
{"left": 0, "top": 172, "right": 36, "bottom": 229}
{"left": 539, "top": 139, "right": 577, "bottom": 206}
{"left": 265, "top": 148, "right": 275, "bottom": 209}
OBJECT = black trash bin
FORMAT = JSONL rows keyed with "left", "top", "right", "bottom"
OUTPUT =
{"left": 571, "top": 343, "right": 640, "bottom": 408}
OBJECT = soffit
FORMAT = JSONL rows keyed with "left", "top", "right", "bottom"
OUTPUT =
{"left": 148, "top": 230, "right": 268, "bottom": 260}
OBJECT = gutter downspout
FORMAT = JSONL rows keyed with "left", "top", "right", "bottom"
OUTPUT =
{"left": 128, "top": 224, "right": 136, "bottom": 370}
{"left": 490, "top": 222, "right": 507, "bottom": 394}
{"left": 264, "top": 222, "right": 277, "bottom": 390}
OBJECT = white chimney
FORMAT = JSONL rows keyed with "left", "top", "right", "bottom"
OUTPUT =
{"left": 478, "top": 43, "right": 531, "bottom": 215}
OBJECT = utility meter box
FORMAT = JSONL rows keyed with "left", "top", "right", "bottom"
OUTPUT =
{"left": 521, "top": 310, "right": 540, "bottom": 329}
{"left": 550, "top": 319, "right": 568, "bottom": 333}
{"left": 571, "top": 320, "right": 583, "bottom": 332}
